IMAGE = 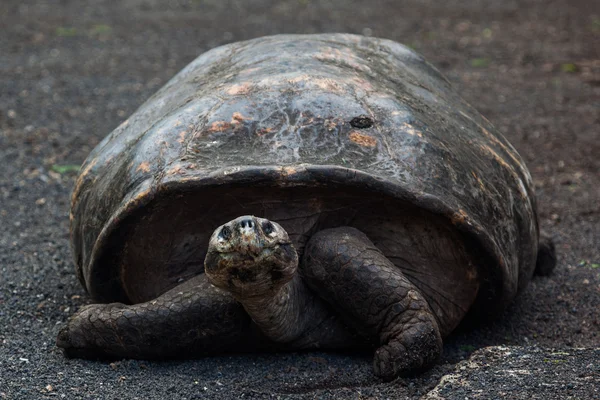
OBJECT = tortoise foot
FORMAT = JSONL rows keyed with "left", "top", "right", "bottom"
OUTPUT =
{"left": 57, "top": 303, "right": 125, "bottom": 359}
{"left": 373, "top": 319, "right": 442, "bottom": 380}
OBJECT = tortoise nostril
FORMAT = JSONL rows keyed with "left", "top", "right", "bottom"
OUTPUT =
{"left": 239, "top": 218, "right": 255, "bottom": 232}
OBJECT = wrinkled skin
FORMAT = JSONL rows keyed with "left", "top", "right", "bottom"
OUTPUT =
{"left": 59, "top": 216, "right": 445, "bottom": 379}
{"left": 57, "top": 213, "right": 554, "bottom": 379}
{"left": 206, "top": 216, "right": 443, "bottom": 379}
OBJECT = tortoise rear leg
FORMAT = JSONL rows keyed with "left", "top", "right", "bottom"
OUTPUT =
{"left": 57, "top": 274, "right": 255, "bottom": 359}
{"left": 302, "top": 227, "right": 443, "bottom": 380}
{"left": 535, "top": 233, "right": 556, "bottom": 276}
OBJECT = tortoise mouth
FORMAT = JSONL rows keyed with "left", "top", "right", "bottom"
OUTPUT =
{"left": 204, "top": 242, "right": 298, "bottom": 298}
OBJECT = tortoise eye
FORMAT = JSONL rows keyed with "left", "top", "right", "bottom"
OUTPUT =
{"left": 219, "top": 226, "right": 232, "bottom": 240}
{"left": 262, "top": 222, "right": 275, "bottom": 236}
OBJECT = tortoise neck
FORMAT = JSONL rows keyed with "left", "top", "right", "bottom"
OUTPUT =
{"left": 238, "top": 274, "right": 310, "bottom": 344}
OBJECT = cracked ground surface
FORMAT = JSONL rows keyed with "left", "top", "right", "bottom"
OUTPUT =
{"left": 0, "top": 0, "right": 598, "bottom": 398}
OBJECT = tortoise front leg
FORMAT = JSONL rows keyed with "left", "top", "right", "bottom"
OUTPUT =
{"left": 302, "top": 227, "right": 443, "bottom": 380}
{"left": 57, "top": 274, "right": 255, "bottom": 359}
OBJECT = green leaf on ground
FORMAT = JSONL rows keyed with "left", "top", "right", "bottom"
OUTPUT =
{"left": 470, "top": 58, "right": 490, "bottom": 68}
{"left": 51, "top": 164, "right": 80, "bottom": 174}
{"left": 56, "top": 27, "right": 78, "bottom": 37}
{"left": 592, "top": 16, "right": 600, "bottom": 32}
{"left": 90, "top": 24, "right": 112, "bottom": 35}
{"left": 560, "top": 63, "right": 578, "bottom": 73}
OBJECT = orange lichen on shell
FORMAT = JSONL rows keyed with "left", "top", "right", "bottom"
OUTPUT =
{"left": 349, "top": 131, "right": 377, "bottom": 147}
{"left": 226, "top": 83, "right": 252, "bottom": 95}
{"left": 479, "top": 126, "right": 526, "bottom": 173}
{"left": 166, "top": 165, "right": 185, "bottom": 176}
{"left": 313, "top": 77, "right": 342, "bottom": 92}
{"left": 471, "top": 171, "right": 486, "bottom": 191}
{"left": 401, "top": 122, "right": 423, "bottom": 138}
{"left": 451, "top": 209, "right": 468, "bottom": 225}
{"left": 208, "top": 121, "right": 233, "bottom": 132}
{"left": 280, "top": 166, "right": 299, "bottom": 176}
{"left": 460, "top": 111, "right": 529, "bottom": 189}
{"left": 288, "top": 74, "right": 311, "bottom": 84}
{"left": 231, "top": 112, "right": 245, "bottom": 123}
{"left": 479, "top": 143, "right": 513, "bottom": 172}
{"left": 71, "top": 158, "right": 98, "bottom": 205}
{"left": 289, "top": 75, "right": 342, "bottom": 92}
{"left": 136, "top": 162, "right": 151, "bottom": 173}
{"left": 256, "top": 127, "right": 274, "bottom": 136}
{"left": 132, "top": 187, "right": 152, "bottom": 204}
{"left": 314, "top": 47, "right": 371, "bottom": 73}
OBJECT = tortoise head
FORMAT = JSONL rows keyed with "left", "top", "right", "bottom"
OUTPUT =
{"left": 204, "top": 216, "right": 298, "bottom": 299}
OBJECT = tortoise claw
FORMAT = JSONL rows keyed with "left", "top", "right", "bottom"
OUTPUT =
{"left": 373, "top": 322, "right": 442, "bottom": 380}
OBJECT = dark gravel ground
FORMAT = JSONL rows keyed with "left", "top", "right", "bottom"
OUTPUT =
{"left": 425, "top": 346, "right": 600, "bottom": 399}
{"left": 0, "top": 0, "right": 598, "bottom": 398}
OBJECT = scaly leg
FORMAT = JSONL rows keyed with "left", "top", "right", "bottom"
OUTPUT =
{"left": 57, "top": 274, "right": 258, "bottom": 359}
{"left": 302, "top": 227, "right": 443, "bottom": 380}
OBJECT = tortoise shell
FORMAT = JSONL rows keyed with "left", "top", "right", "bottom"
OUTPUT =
{"left": 70, "top": 34, "right": 539, "bottom": 318}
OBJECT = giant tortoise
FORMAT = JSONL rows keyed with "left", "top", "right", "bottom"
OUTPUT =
{"left": 57, "top": 34, "right": 555, "bottom": 379}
